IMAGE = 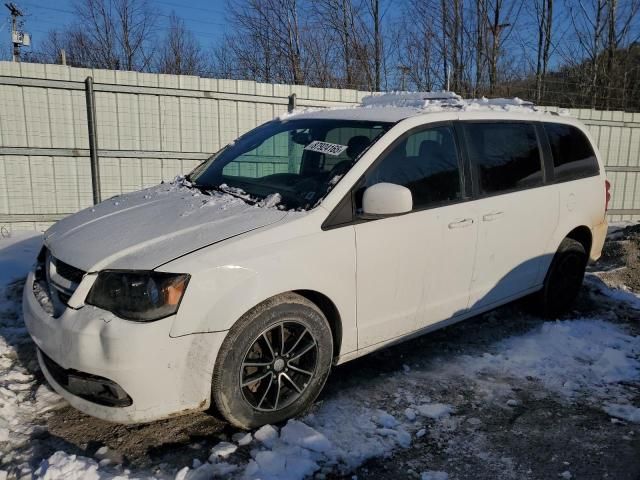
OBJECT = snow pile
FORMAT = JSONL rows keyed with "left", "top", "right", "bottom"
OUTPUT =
{"left": 460, "top": 319, "right": 640, "bottom": 400}
{"left": 0, "top": 233, "right": 67, "bottom": 475}
{"left": 589, "top": 278, "right": 640, "bottom": 310}
{"left": 421, "top": 471, "right": 449, "bottom": 480}
{"left": 603, "top": 403, "right": 640, "bottom": 423}
{"left": 178, "top": 404, "right": 412, "bottom": 480}
{"left": 30, "top": 402, "right": 412, "bottom": 480}
{"left": 34, "top": 451, "right": 161, "bottom": 480}
{"left": 0, "top": 231, "right": 41, "bottom": 292}
{"left": 34, "top": 452, "right": 101, "bottom": 480}
{"left": 414, "top": 403, "right": 454, "bottom": 419}
{"left": 258, "top": 193, "right": 282, "bottom": 209}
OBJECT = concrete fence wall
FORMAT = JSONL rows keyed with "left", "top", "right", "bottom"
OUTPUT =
{"left": 0, "top": 61, "right": 639, "bottom": 232}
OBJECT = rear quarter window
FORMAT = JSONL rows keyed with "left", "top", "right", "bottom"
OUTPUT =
{"left": 544, "top": 123, "right": 599, "bottom": 181}
{"left": 462, "top": 122, "right": 543, "bottom": 195}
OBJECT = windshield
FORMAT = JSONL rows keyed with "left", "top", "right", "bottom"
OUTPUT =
{"left": 189, "top": 119, "right": 392, "bottom": 210}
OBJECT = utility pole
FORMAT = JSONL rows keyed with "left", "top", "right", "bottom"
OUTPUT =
{"left": 372, "top": 0, "right": 381, "bottom": 91}
{"left": 5, "top": 3, "right": 27, "bottom": 62}
{"left": 398, "top": 65, "right": 411, "bottom": 91}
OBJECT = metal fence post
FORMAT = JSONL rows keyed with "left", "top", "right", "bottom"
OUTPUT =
{"left": 288, "top": 93, "right": 297, "bottom": 112}
{"left": 85, "top": 76, "right": 101, "bottom": 204}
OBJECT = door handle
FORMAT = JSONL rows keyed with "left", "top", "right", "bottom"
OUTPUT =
{"left": 482, "top": 211, "right": 504, "bottom": 222}
{"left": 448, "top": 218, "right": 474, "bottom": 229}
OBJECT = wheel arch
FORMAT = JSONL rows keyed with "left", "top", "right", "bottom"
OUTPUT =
{"left": 565, "top": 225, "right": 593, "bottom": 257}
{"left": 219, "top": 289, "right": 344, "bottom": 363}
{"left": 293, "top": 289, "right": 343, "bottom": 361}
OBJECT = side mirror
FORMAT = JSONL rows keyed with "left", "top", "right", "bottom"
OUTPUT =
{"left": 362, "top": 183, "right": 413, "bottom": 216}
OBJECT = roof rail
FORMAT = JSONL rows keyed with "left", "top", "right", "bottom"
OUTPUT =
{"left": 361, "top": 91, "right": 463, "bottom": 109}
{"left": 361, "top": 92, "right": 540, "bottom": 113}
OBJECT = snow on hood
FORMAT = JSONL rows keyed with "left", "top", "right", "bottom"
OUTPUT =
{"left": 43, "top": 179, "right": 288, "bottom": 272}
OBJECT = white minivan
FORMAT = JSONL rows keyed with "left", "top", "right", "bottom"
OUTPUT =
{"left": 23, "top": 94, "right": 609, "bottom": 429}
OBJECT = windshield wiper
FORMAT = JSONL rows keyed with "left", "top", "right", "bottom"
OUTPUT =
{"left": 194, "top": 183, "right": 258, "bottom": 205}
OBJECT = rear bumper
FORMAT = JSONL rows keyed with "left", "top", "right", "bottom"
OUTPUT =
{"left": 23, "top": 270, "right": 227, "bottom": 424}
{"left": 590, "top": 219, "right": 608, "bottom": 262}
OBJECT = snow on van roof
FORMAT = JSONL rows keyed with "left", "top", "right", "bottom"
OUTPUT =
{"left": 279, "top": 91, "right": 562, "bottom": 123}
{"left": 360, "top": 91, "right": 538, "bottom": 111}
{"left": 360, "top": 91, "right": 464, "bottom": 108}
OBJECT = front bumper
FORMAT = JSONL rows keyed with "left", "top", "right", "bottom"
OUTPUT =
{"left": 23, "top": 270, "right": 227, "bottom": 424}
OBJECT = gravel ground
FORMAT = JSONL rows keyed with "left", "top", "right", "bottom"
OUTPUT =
{"left": 2, "top": 224, "right": 639, "bottom": 479}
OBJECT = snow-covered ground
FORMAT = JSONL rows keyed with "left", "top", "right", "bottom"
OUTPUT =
{"left": 0, "top": 227, "right": 639, "bottom": 480}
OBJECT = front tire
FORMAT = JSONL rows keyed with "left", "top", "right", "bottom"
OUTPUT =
{"left": 537, "top": 238, "right": 588, "bottom": 317}
{"left": 212, "top": 293, "right": 333, "bottom": 429}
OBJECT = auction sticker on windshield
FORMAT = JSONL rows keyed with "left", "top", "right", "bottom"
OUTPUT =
{"left": 304, "top": 141, "right": 348, "bottom": 156}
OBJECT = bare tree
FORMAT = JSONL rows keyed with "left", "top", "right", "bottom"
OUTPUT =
{"left": 311, "top": 0, "right": 360, "bottom": 87}
{"left": 603, "top": 0, "right": 640, "bottom": 106}
{"left": 396, "top": 0, "right": 441, "bottom": 90}
{"left": 569, "top": 0, "right": 607, "bottom": 106}
{"left": 225, "top": 0, "right": 305, "bottom": 84}
{"left": 534, "top": 0, "right": 553, "bottom": 102}
{"left": 75, "top": 0, "right": 156, "bottom": 69}
{"left": 475, "top": 0, "right": 488, "bottom": 94}
{"left": 38, "top": 29, "right": 94, "bottom": 67}
{"left": 485, "top": 0, "right": 522, "bottom": 93}
{"left": 38, "top": 0, "right": 156, "bottom": 70}
{"left": 156, "top": 13, "right": 206, "bottom": 75}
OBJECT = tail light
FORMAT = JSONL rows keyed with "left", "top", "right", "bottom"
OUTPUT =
{"left": 605, "top": 179, "right": 611, "bottom": 211}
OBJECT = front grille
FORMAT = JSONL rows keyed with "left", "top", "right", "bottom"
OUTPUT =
{"left": 57, "top": 291, "right": 71, "bottom": 305}
{"left": 40, "top": 349, "right": 133, "bottom": 407}
{"left": 33, "top": 248, "right": 86, "bottom": 315}
{"left": 54, "top": 259, "right": 85, "bottom": 284}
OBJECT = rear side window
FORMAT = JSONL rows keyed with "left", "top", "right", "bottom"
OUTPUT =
{"left": 544, "top": 123, "right": 599, "bottom": 181}
{"left": 462, "top": 122, "right": 543, "bottom": 195}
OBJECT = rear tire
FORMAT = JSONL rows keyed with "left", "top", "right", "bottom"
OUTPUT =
{"left": 537, "top": 238, "right": 588, "bottom": 317}
{"left": 212, "top": 293, "right": 333, "bottom": 429}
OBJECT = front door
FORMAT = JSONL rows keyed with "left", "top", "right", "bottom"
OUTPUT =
{"left": 354, "top": 123, "right": 478, "bottom": 349}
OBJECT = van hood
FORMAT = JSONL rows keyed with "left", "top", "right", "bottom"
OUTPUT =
{"left": 43, "top": 182, "right": 288, "bottom": 271}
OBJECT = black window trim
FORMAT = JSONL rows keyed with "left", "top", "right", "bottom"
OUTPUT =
{"left": 322, "top": 120, "right": 471, "bottom": 230}
{"left": 458, "top": 119, "right": 550, "bottom": 200}
{"left": 536, "top": 122, "right": 555, "bottom": 184}
{"left": 322, "top": 118, "right": 602, "bottom": 231}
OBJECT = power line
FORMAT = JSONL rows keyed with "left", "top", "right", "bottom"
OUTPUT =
{"left": 19, "top": 1, "right": 73, "bottom": 15}
{"left": 19, "top": 0, "right": 227, "bottom": 41}
{"left": 154, "top": 0, "right": 225, "bottom": 17}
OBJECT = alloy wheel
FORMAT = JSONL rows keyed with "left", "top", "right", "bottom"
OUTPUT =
{"left": 240, "top": 321, "right": 318, "bottom": 412}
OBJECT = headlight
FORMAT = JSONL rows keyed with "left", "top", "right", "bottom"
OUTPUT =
{"left": 86, "top": 271, "right": 190, "bottom": 321}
